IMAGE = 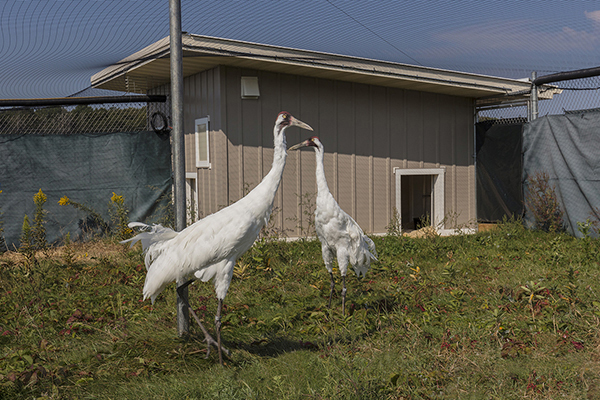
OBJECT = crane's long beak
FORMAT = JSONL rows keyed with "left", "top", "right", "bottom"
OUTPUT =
{"left": 290, "top": 117, "right": 313, "bottom": 132}
{"left": 288, "top": 139, "right": 312, "bottom": 151}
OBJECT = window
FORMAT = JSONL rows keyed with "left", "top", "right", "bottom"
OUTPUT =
{"left": 195, "top": 117, "right": 210, "bottom": 168}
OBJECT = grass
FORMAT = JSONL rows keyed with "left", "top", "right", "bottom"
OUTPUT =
{"left": 1, "top": 220, "right": 600, "bottom": 399}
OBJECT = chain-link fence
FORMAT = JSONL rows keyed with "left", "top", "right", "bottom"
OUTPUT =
{"left": 477, "top": 74, "right": 600, "bottom": 123}
{"left": 0, "top": 93, "right": 170, "bottom": 136}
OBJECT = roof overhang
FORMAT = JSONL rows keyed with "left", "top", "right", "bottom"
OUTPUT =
{"left": 92, "top": 34, "right": 560, "bottom": 104}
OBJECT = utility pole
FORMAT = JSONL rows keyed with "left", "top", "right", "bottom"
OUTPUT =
{"left": 529, "top": 71, "right": 538, "bottom": 122}
{"left": 169, "top": 0, "right": 189, "bottom": 336}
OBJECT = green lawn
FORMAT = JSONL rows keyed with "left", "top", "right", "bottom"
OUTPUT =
{"left": 1, "top": 221, "right": 599, "bottom": 399}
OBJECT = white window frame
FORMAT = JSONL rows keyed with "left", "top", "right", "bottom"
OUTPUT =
{"left": 185, "top": 172, "right": 199, "bottom": 224}
{"left": 394, "top": 168, "right": 445, "bottom": 230}
{"left": 195, "top": 116, "right": 210, "bottom": 168}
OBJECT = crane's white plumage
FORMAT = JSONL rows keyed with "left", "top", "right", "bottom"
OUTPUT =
{"left": 289, "top": 136, "right": 377, "bottom": 314}
{"left": 123, "top": 112, "right": 312, "bottom": 362}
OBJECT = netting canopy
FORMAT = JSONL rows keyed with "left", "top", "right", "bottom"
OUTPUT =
{"left": 0, "top": 131, "right": 172, "bottom": 249}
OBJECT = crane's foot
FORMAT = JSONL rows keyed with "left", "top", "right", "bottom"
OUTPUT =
{"left": 188, "top": 306, "right": 230, "bottom": 360}
{"left": 177, "top": 281, "right": 230, "bottom": 362}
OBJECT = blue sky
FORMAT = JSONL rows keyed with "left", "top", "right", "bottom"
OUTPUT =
{"left": 1, "top": 0, "right": 599, "bottom": 99}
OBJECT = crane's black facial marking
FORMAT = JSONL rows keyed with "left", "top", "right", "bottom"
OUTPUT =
{"left": 308, "top": 136, "right": 319, "bottom": 147}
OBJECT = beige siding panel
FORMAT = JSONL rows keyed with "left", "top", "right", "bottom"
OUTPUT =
{"left": 256, "top": 71, "right": 281, "bottom": 228}
{"left": 323, "top": 151, "right": 336, "bottom": 199}
{"left": 241, "top": 80, "right": 261, "bottom": 193}
{"left": 454, "top": 166, "right": 470, "bottom": 226}
{"left": 355, "top": 155, "right": 371, "bottom": 229}
{"left": 280, "top": 74, "right": 301, "bottom": 234}
{"left": 179, "top": 67, "right": 224, "bottom": 218}
{"left": 371, "top": 86, "right": 389, "bottom": 231}
{"left": 389, "top": 88, "right": 407, "bottom": 162}
{"left": 438, "top": 98, "right": 455, "bottom": 166}
{"left": 222, "top": 67, "right": 243, "bottom": 204}
{"left": 298, "top": 76, "right": 320, "bottom": 233}
{"left": 353, "top": 83, "right": 371, "bottom": 229}
{"left": 422, "top": 92, "right": 439, "bottom": 165}
{"left": 373, "top": 157, "right": 389, "bottom": 231}
{"left": 335, "top": 81, "right": 354, "bottom": 216}
{"left": 317, "top": 79, "right": 337, "bottom": 208}
{"left": 405, "top": 90, "right": 423, "bottom": 164}
{"left": 337, "top": 153, "right": 353, "bottom": 217}
{"left": 184, "top": 133, "right": 195, "bottom": 172}
{"left": 210, "top": 68, "right": 228, "bottom": 213}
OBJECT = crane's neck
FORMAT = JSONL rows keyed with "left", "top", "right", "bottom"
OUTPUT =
{"left": 248, "top": 125, "right": 287, "bottom": 208}
{"left": 314, "top": 144, "right": 331, "bottom": 196}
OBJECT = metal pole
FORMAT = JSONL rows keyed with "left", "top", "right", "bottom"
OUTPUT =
{"left": 529, "top": 71, "right": 538, "bottom": 122}
{"left": 169, "top": 0, "right": 189, "bottom": 337}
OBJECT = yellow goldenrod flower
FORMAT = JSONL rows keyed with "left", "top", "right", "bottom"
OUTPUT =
{"left": 33, "top": 189, "right": 47, "bottom": 204}
{"left": 111, "top": 192, "right": 124, "bottom": 204}
{"left": 58, "top": 196, "right": 71, "bottom": 206}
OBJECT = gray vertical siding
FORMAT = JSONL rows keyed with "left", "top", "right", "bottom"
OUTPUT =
{"left": 179, "top": 65, "right": 475, "bottom": 235}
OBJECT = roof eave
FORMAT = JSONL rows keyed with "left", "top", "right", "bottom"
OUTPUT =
{"left": 91, "top": 35, "right": 541, "bottom": 101}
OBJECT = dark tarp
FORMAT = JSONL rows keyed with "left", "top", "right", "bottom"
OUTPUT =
{"left": 476, "top": 121, "right": 524, "bottom": 222}
{"left": 0, "top": 131, "right": 172, "bottom": 250}
{"left": 523, "top": 110, "right": 600, "bottom": 237}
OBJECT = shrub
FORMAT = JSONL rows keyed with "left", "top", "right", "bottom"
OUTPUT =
{"left": 525, "top": 171, "right": 564, "bottom": 233}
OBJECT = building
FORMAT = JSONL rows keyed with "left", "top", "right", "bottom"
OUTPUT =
{"left": 91, "top": 34, "right": 557, "bottom": 235}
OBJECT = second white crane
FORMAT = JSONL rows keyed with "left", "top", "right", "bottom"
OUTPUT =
{"left": 289, "top": 136, "right": 377, "bottom": 315}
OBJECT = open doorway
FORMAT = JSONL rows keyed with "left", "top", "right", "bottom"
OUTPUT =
{"left": 394, "top": 168, "right": 445, "bottom": 230}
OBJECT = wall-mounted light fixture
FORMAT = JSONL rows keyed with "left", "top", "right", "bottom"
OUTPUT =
{"left": 241, "top": 76, "right": 260, "bottom": 99}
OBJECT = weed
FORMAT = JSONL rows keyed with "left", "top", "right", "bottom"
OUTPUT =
{"left": 385, "top": 206, "right": 401, "bottom": 236}
{"left": 32, "top": 189, "right": 48, "bottom": 250}
{"left": 58, "top": 195, "right": 109, "bottom": 238}
{"left": 525, "top": 171, "right": 565, "bottom": 233}
{"left": 108, "top": 192, "right": 133, "bottom": 241}
{"left": 285, "top": 192, "right": 317, "bottom": 237}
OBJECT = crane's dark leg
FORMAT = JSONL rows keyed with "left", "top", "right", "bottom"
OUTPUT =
{"left": 341, "top": 275, "right": 347, "bottom": 316}
{"left": 176, "top": 280, "right": 230, "bottom": 360}
{"left": 215, "top": 298, "right": 224, "bottom": 365}
{"left": 328, "top": 272, "right": 335, "bottom": 308}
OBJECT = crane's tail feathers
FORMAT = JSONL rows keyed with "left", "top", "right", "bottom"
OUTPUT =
{"left": 120, "top": 222, "right": 178, "bottom": 251}
{"left": 365, "top": 236, "right": 378, "bottom": 261}
{"left": 350, "top": 235, "right": 378, "bottom": 278}
{"left": 128, "top": 222, "right": 150, "bottom": 229}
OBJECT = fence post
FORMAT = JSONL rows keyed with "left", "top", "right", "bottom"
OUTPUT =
{"left": 169, "top": 0, "right": 189, "bottom": 337}
{"left": 529, "top": 71, "right": 538, "bottom": 122}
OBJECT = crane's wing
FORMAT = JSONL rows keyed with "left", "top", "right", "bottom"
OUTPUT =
{"left": 343, "top": 211, "right": 377, "bottom": 277}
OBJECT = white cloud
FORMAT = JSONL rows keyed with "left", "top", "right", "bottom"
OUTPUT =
{"left": 432, "top": 16, "right": 599, "bottom": 55}
{"left": 584, "top": 10, "right": 600, "bottom": 23}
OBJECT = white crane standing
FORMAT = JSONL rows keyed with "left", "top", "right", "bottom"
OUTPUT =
{"left": 289, "top": 136, "right": 377, "bottom": 315}
{"left": 123, "top": 112, "right": 313, "bottom": 364}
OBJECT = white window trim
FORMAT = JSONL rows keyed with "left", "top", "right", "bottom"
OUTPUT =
{"left": 394, "top": 167, "right": 445, "bottom": 230}
{"left": 195, "top": 116, "right": 211, "bottom": 168}
{"left": 185, "top": 172, "right": 199, "bottom": 224}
